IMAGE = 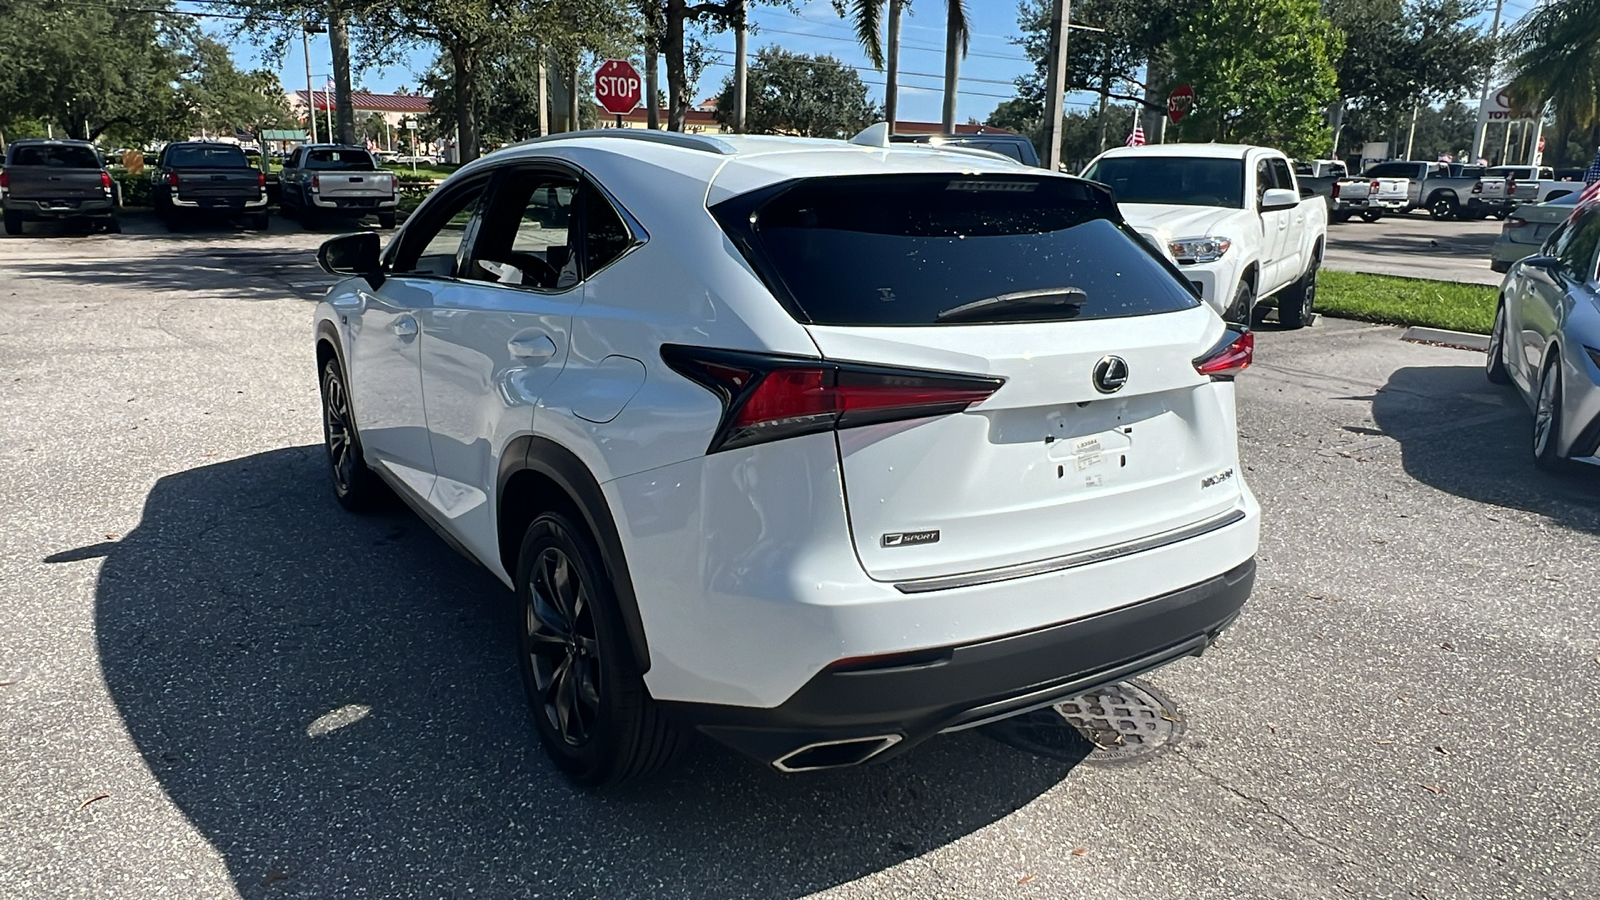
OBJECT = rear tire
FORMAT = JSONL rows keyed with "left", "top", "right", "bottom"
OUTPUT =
{"left": 1492, "top": 210, "right": 1510, "bottom": 221}
{"left": 3, "top": 211, "right": 22, "bottom": 236}
{"left": 516, "top": 513, "right": 686, "bottom": 787}
{"left": 319, "top": 357, "right": 387, "bottom": 511}
{"left": 1532, "top": 356, "right": 1570, "bottom": 472}
{"left": 1330, "top": 211, "right": 1353, "bottom": 224}
{"left": 1278, "top": 254, "right": 1320, "bottom": 329}
{"left": 377, "top": 211, "right": 397, "bottom": 229}
{"left": 1485, "top": 303, "right": 1512, "bottom": 385}
{"left": 104, "top": 217, "right": 122, "bottom": 234}
{"left": 250, "top": 211, "right": 269, "bottom": 231}
{"left": 1428, "top": 195, "right": 1457, "bottom": 220}
{"left": 1360, "top": 209, "right": 1384, "bottom": 223}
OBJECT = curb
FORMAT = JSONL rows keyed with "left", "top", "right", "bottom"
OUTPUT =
{"left": 1400, "top": 326, "right": 1490, "bottom": 352}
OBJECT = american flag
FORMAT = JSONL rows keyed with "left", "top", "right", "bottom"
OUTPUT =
{"left": 1571, "top": 178, "right": 1600, "bottom": 223}
{"left": 1125, "top": 126, "right": 1146, "bottom": 147}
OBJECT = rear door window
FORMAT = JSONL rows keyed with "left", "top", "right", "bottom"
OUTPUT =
{"left": 304, "top": 148, "right": 377, "bottom": 171}
{"left": 1365, "top": 163, "right": 1421, "bottom": 178}
{"left": 712, "top": 174, "right": 1196, "bottom": 327}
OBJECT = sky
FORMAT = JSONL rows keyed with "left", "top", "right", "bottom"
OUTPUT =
{"left": 198, "top": 0, "right": 1529, "bottom": 129}
{"left": 197, "top": 0, "right": 1086, "bottom": 127}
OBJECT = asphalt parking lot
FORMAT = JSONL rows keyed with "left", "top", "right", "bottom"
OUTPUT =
{"left": 1324, "top": 211, "right": 1504, "bottom": 285}
{"left": 3, "top": 221, "right": 1599, "bottom": 900}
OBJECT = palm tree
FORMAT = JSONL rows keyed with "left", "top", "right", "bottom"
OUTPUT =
{"left": 1506, "top": 0, "right": 1600, "bottom": 151}
{"left": 840, "top": 0, "right": 967, "bottom": 132}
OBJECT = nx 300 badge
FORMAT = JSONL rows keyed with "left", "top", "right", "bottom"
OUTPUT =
{"left": 882, "top": 530, "right": 941, "bottom": 547}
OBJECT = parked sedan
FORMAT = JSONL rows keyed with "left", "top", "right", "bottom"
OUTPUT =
{"left": 1491, "top": 192, "right": 1583, "bottom": 272}
{"left": 1487, "top": 190, "right": 1600, "bottom": 470}
{"left": 312, "top": 129, "right": 1260, "bottom": 785}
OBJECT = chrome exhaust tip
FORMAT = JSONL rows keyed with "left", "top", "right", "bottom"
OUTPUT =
{"left": 771, "top": 735, "right": 903, "bottom": 773}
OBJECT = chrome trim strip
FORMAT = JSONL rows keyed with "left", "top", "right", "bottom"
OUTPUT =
{"left": 892, "top": 507, "right": 1249, "bottom": 595}
{"left": 770, "top": 735, "right": 903, "bottom": 773}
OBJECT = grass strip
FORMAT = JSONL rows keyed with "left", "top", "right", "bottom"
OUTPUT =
{"left": 1315, "top": 270, "right": 1498, "bottom": 335}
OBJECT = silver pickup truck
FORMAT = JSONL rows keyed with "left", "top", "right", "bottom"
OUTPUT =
{"left": 1471, "top": 166, "right": 1561, "bottom": 216}
{"left": 1294, "top": 159, "right": 1382, "bottom": 223}
{"left": 278, "top": 144, "right": 398, "bottom": 228}
{"left": 1360, "top": 161, "right": 1486, "bottom": 220}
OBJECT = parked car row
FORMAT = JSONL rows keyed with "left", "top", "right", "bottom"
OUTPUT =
{"left": 1293, "top": 158, "right": 1592, "bottom": 225}
{"left": 0, "top": 139, "right": 400, "bottom": 235}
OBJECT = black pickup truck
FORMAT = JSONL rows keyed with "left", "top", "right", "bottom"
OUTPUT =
{"left": 152, "top": 142, "right": 269, "bottom": 230}
{"left": 1, "top": 139, "right": 119, "bottom": 235}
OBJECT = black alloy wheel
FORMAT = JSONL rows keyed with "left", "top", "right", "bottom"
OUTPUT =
{"left": 515, "top": 513, "right": 686, "bottom": 786}
{"left": 524, "top": 545, "right": 603, "bottom": 748}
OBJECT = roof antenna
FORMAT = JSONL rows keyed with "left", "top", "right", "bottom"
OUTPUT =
{"left": 849, "top": 122, "right": 891, "bottom": 148}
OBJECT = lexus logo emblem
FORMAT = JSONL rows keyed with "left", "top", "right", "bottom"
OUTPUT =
{"left": 1092, "top": 356, "right": 1129, "bottom": 394}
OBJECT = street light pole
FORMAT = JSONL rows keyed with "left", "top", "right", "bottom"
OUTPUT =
{"left": 303, "top": 28, "right": 317, "bottom": 143}
{"left": 1471, "top": 0, "right": 1505, "bottom": 162}
{"left": 733, "top": 0, "right": 748, "bottom": 133}
{"left": 1041, "top": 0, "right": 1072, "bottom": 171}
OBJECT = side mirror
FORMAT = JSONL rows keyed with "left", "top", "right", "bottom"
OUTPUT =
{"left": 318, "top": 232, "right": 383, "bottom": 285}
{"left": 1260, "top": 188, "right": 1300, "bottom": 211}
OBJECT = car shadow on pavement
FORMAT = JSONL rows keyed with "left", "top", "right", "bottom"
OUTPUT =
{"left": 1370, "top": 365, "right": 1600, "bottom": 534}
{"left": 3, "top": 252, "right": 330, "bottom": 303}
{"left": 84, "top": 446, "right": 1081, "bottom": 900}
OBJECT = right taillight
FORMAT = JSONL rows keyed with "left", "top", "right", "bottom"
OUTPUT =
{"left": 1370, "top": 180, "right": 1379, "bottom": 193}
{"left": 1506, "top": 216, "right": 1528, "bottom": 228}
{"left": 662, "top": 345, "right": 1004, "bottom": 453}
{"left": 166, "top": 173, "right": 179, "bottom": 186}
{"left": 1194, "top": 329, "right": 1253, "bottom": 380}
{"left": 0, "top": 171, "right": 8, "bottom": 190}
{"left": 1472, "top": 181, "right": 1483, "bottom": 194}
{"left": 1331, "top": 182, "right": 1341, "bottom": 199}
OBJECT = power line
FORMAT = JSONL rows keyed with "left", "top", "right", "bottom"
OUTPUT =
{"left": 749, "top": 24, "right": 1031, "bottom": 63}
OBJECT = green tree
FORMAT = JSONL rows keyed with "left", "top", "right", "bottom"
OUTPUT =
{"left": 712, "top": 47, "right": 879, "bottom": 137}
{"left": 1507, "top": 0, "right": 1600, "bottom": 157}
{"left": 1169, "top": 0, "right": 1342, "bottom": 157}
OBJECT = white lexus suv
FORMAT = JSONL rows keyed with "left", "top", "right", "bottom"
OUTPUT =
{"left": 312, "top": 129, "right": 1261, "bottom": 785}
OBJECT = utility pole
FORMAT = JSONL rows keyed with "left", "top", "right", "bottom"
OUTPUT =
{"left": 1471, "top": 0, "right": 1505, "bottom": 161}
{"left": 733, "top": 0, "right": 748, "bottom": 132}
{"left": 302, "top": 26, "right": 318, "bottom": 143}
{"left": 1405, "top": 100, "right": 1419, "bottom": 160}
{"left": 645, "top": 42, "right": 659, "bottom": 129}
{"left": 1041, "top": 0, "right": 1072, "bottom": 171}
{"left": 537, "top": 49, "right": 550, "bottom": 136}
{"left": 885, "top": 0, "right": 903, "bottom": 131}
{"left": 941, "top": 8, "right": 960, "bottom": 132}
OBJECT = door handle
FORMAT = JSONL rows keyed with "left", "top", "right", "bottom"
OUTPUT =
{"left": 392, "top": 315, "right": 418, "bottom": 339}
{"left": 508, "top": 333, "right": 557, "bottom": 364}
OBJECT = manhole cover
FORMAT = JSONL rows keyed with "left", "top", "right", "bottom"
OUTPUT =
{"left": 981, "top": 679, "right": 1185, "bottom": 765}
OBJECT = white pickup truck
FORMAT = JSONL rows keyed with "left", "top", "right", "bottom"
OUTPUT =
{"left": 1082, "top": 143, "right": 1328, "bottom": 328}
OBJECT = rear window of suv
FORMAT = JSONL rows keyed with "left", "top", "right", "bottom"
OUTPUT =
{"left": 164, "top": 145, "right": 250, "bottom": 168}
{"left": 9, "top": 145, "right": 100, "bottom": 168}
{"left": 712, "top": 174, "right": 1197, "bottom": 327}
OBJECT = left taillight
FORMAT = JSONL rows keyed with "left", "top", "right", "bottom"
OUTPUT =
{"left": 100, "top": 171, "right": 112, "bottom": 190}
{"left": 1194, "top": 329, "right": 1253, "bottom": 380}
{"left": 661, "top": 345, "right": 1004, "bottom": 454}
{"left": 257, "top": 171, "right": 267, "bottom": 189}
{"left": 0, "top": 171, "right": 9, "bottom": 190}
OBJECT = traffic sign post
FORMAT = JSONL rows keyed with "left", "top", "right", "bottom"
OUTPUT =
{"left": 595, "top": 59, "right": 643, "bottom": 127}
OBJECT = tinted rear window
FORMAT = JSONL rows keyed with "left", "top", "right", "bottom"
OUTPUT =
{"left": 1364, "top": 163, "right": 1422, "bottom": 178}
{"left": 304, "top": 148, "right": 377, "bottom": 170}
{"left": 165, "top": 145, "right": 250, "bottom": 168}
{"left": 9, "top": 145, "right": 100, "bottom": 168}
{"left": 713, "top": 174, "right": 1197, "bottom": 327}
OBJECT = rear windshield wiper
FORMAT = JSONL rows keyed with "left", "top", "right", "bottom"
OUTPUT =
{"left": 935, "top": 287, "right": 1088, "bottom": 323}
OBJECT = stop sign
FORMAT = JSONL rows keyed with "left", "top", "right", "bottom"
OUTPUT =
{"left": 1167, "top": 84, "right": 1195, "bottom": 124}
{"left": 595, "top": 59, "right": 642, "bottom": 116}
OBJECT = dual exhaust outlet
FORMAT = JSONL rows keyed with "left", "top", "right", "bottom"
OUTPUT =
{"left": 771, "top": 734, "right": 903, "bottom": 773}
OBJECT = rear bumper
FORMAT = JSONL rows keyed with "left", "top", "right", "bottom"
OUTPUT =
{"left": 671, "top": 558, "right": 1255, "bottom": 770}
{"left": 171, "top": 194, "right": 268, "bottom": 210}
{"left": 1468, "top": 197, "right": 1514, "bottom": 210}
{"left": 310, "top": 194, "right": 397, "bottom": 210}
{"left": 3, "top": 197, "right": 115, "bottom": 218}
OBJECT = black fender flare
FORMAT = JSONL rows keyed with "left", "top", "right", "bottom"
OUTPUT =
{"left": 498, "top": 436, "right": 651, "bottom": 673}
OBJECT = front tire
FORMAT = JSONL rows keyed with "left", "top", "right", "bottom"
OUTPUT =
{"left": 1224, "top": 279, "right": 1254, "bottom": 325}
{"left": 1486, "top": 303, "right": 1512, "bottom": 385}
{"left": 1278, "top": 254, "right": 1320, "bottom": 329}
{"left": 319, "top": 357, "right": 387, "bottom": 511}
{"left": 1428, "top": 195, "right": 1457, "bottom": 220}
{"left": 516, "top": 513, "right": 685, "bottom": 786}
{"left": 1532, "top": 356, "right": 1570, "bottom": 472}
